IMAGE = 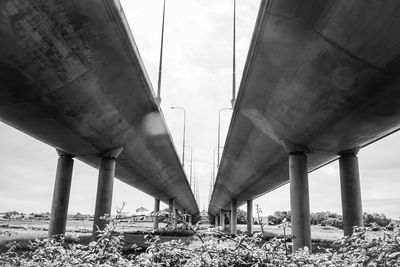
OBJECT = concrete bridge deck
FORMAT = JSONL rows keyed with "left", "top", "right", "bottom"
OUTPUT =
{"left": 0, "top": 0, "right": 199, "bottom": 228}
{"left": 209, "top": 0, "right": 400, "bottom": 249}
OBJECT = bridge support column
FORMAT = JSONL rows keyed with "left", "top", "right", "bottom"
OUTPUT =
{"left": 231, "top": 199, "right": 237, "bottom": 235}
{"left": 339, "top": 152, "right": 363, "bottom": 236}
{"left": 153, "top": 198, "right": 160, "bottom": 230}
{"left": 219, "top": 210, "right": 225, "bottom": 229}
{"left": 169, "top": 198, "right": 177, "bottom": 229}
{"left": 48, "top": 150, "right": 74, "bottom": 239}
{"left": 247, "top": 199, "right": 253, "bottom": 236}
{"left": 188, "top": 215, "right": 192, "bottom": 225}
{"left": 215, "top": 215, "right": 219, "bottom": 227}
{"left": 289, "top": 152, "right": 311, "bottom": 252}
{"left": 183, "top": 209, "right": 187, "bottom": 223}
{"left": 93, "top": 148, "right": 123, "bottom": 238}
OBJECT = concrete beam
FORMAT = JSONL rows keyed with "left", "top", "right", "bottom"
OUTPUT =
{"left": 48, "top": 150, "right": 74, "bottom": 239}
{"left": 289, "top": 152, "right": 311, "bottom": 252}
{"left": 153, "top": 198, "right": 160, "bottom": 230}
{"left": 247, "top": 200, "right": 253, "bottom": 236}
{"left": 93, "top": 148, "right": 122, "bottom": 238}
{"left": 231, "top": 199, "right": 237, "bottom": 235}
{"left": 339, "top": 152, "right": 363, "bottom": 236}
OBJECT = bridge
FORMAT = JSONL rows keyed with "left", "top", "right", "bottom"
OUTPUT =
{"left": 209, "top": 0, "right": 400, "bottom": 251}
{"left": 0, "top": 0, "right": 199, "bottom": 238}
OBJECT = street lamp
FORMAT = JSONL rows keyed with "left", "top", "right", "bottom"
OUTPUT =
{"left": 217, "top": 108, "right": 232, "bottom": 167}
{"left": 171, "top": 107, "right": 186, "bottom": 167}
{"left": 184, "top": 145, "right": 193, "bottom": 187}
{"left": 212, "top": 146, "right": 223, "bottom": 186}
{"left": 231, "top": 0, "right": 236, "bottom": 108}
{"left": 156, "top": 0, "right": 166, "bottom": 106}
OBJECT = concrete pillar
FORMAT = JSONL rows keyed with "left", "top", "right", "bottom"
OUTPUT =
{"left": 93, "top": 147, "right": 123, "bottom": 238}
{"left": 183, "top": 209, "right": 187, "bottom": 223}
{"left": 153, "top": 198, "right": 160, "bottom": 230}
{"left": 215, "top": 215, "right": 219, "bottom": 227}
{"left": 219, "top": 210, "right": 225, "bottom": 229}
{"left": 289, "top": 152, "right": 311, "bottom": 252}
{"left": 169, "top": 198, "right": 177, "bottom": 229}
{"left": 48, "top": 150, "right": 74, "bottom": 239}
{"left": 188, "top": 215, "right": 192, "bottom": 225}
{"left": 339, "top": 152, "right": 363, "bottom": 236}
{"left": 231, "top": 199, "right": 237, "bottom": 235}
{"left": 247, "top": 199, "right": 253, "bottom": 236}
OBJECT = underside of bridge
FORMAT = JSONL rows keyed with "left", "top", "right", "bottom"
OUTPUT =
{"left": 0, "top": 0, "right": 199, "bottom": 235}
{"left": 209, "top": 0, "right": 400, "bottom": 250}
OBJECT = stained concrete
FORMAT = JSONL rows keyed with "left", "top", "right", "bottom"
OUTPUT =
{"left": 0, "top": 0, "right": 198, "bottom": 216}
{"left": 93, "top": 157, "right": 116, "bottom": 237}
{"left": 247, "top": 200, "right": 253, "bottom": 236}
{"left": 289, "top": 152, "right": 311, "bottom": 251}
{"left": 153, "top": 198, "right": 160, "bottom": 230}
{"left": 231, "top": 199, "right": 237, "bottom": 235}
{"left": 339, "top": 153, "right": 363, "bottom": 236}
{"left": 209, "top": 0, "right": 400, "bottom": 215}
{"left": 48, "top": 151, "right": 74, "bottom": 238}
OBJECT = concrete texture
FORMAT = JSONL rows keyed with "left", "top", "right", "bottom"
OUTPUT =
{"left": 339, "top": 153, "right": 363, "bottom": 236}
{"left": 231, "top": 199, "right": 237, "bottom": 235}
{"left": 289, "top": 152, "right": 311, "bottom": 251}
{"left": 48, "top": 151, "right": 74, "bottom": 238}
{"left": 0, "top": 0, "right": 198, "bottom": 216}
{"left": 93, "top": 156, "right": 116, "bottom": 237}
{"left": 153, "top": 198, "right": 160, "bottom": 230}
{"left": 219, "top": 211, "right": 225, "bottom": 228}
{"left": 247, "top": 200, "right": 253, "bottom": 236}
{"left": 169, "top": 199, "right": 177, "bottom": 229}
{"left": 209, "top": 0, "right": 400, "bottom": 216}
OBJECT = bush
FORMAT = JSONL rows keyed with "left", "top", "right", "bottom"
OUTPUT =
{"left": 1, "top": 212, "right": 400, "bottom": 266}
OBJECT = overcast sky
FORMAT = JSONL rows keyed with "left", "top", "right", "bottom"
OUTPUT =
{"left": 0, "top": 0, "right": 399, "bottom": 219}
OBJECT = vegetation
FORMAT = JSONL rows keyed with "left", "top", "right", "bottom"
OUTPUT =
{"left": 1, "top": 209, "right": 399, "bottom": 266}
{"left": 264, "top": 210, "right": 393, "bottom": 230}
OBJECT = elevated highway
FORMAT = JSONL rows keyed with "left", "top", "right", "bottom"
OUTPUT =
{"left": 0, "top": 0, "right": 199, "bottom": 236}
{"left": 209, "top": 0, "right": 400, "bottom": 250}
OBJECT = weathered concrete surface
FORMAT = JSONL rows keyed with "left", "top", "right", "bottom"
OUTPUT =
{"left": 153, "top": 198, "right": 160, "bottom": 230}
{"left": 48, "top": 151, "right": 74, "bottom": 238}
{"left": 289, "top": 152, "right": 311, "bottom": 251}
{"left": 247, "top": 200, "right": 253, "bottom": 236}
{"left": 209, "top": 0, "right": 400, "bottom": 214}
{"left": 93, "top": 156, "right": 116, "bottom": 237}
{"left": 339, "top": 153, "right": 363, "bottom": 236}
{"left": 230, "top": 199, "right": 237, "bottom": 235}
{"left": 0, "top": 0, "right": 198, "bottom": 216}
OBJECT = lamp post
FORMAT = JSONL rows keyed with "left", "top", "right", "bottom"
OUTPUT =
{"left": 217, "top": 108, "right": 232, "bottom": 167}
{"left": 171, "top": 107, "right": 186, "bottom": 167}
{"left": 156, "top": 0, "right": 166, "bottom": 106}
{"left": 184, "top": 146, "right": 193, "bottom": 187}
{"left": 231, "top": 0, "right": 236, "bottom": 108}
{"left": 212, "top": 146, "right": 223, "bottom": 186}
{"left": 193, "top": 167, "right": 197, "bottom": 203}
